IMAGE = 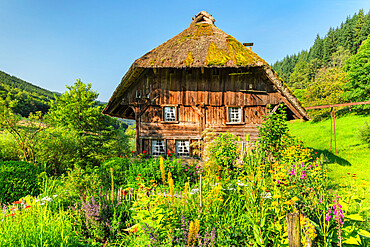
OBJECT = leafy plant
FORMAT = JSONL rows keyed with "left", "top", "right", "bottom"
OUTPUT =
{"left": 207, "top": 132, "right": 239, "bottom": 170}
{"left": 0, "top": 161, "right": 41, "bottom": 203}
{"left": 257, "top": 105, "right": 290, "bottom": 160}
{"left": 359, "top": 122, "right": 370, "bottom": 147}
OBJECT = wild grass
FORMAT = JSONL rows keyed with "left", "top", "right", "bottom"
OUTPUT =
{"left": 0, "top": 199, "right": 81, "bottom": 247}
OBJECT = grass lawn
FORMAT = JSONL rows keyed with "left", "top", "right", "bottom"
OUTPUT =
{"left": 288, "top": 114, "right": 370, "bottom": 184}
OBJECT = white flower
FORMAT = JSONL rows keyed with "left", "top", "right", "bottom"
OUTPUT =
{"left": 261, "top": 192, "right": 272, "bottom": 199}
{"left": 35, "top": 199, "right": 40, "bottom": 202}
{"left": 52, "top": 195, "right": 58, "bottom": 198}
{"left": 39, "top": 202, "right": 45, "bottom": 206}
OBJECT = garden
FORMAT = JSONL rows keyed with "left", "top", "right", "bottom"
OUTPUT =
{"left": 1, "top": 80, "right": 369, "bottom": 246}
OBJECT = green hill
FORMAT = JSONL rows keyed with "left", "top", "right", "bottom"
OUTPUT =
{"left": 0, "top": 70, "right": 56, "bottom": 117}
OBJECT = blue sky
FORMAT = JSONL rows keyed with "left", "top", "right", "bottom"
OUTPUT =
{"left": 1, "top": 0, "right": 370, "bottom": 101}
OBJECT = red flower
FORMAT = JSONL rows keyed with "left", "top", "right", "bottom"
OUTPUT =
{"left": 131, "top": 151, "right": 134, "bottom": 153}
{"left": 14, "top": 201, "right": 21, "bottom": 205}
{"left": 132, "top": 226, "right": 138, "bottom": 233}
{"left": 25, "top": 205, "right": 31, "bottom": 209}
{"left": 138, "top": 174, "right": 141, "bottom": 176}
{"left": 143, "top": 150, "right": 147, "bottom": 154}
{"left": 169, "top": 154, "right": 172, "bottom": 156}
{"left": 10, "top": 207, "right": 16, "bottom": 211}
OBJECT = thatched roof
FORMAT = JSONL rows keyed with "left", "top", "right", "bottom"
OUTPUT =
{"left": 133, "top": 11, "right": 268, "bottom": 68}
{"left": 103, "top": 11, "right": 310, "bottom": 120}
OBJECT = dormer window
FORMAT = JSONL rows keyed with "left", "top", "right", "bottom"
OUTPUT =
{"left": 164, "top": 106, "right": 176, "bottom": 122}
{"left": 228, "top": 107, "right": 242, "bottom": 123}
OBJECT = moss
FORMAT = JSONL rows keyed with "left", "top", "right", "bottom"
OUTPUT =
{"left": 178, "top": 34, "right": 193, "bottom": 43}
{"left": 193, "top": 23, "right": 213, "bottom": 39}
{"left": 184, "top": 51, "right": 194, "bottom": 67}
{"left": 205, "top": 42, "right": 230, "bottom": 66}
{"left": 226, "top": 35, "right": 257, "bottom": 66}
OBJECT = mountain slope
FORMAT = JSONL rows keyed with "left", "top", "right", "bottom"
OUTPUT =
{"left": 0, "top": 70, "right": 56, "bottom": 117}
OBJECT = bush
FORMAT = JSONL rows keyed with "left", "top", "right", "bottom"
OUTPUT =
{"left": 359, "top": 122, "right": 370, "bottom": 147}
{"left": 207, "top": 132, "right": 239, "bottom": 169}
{"left": 57, "top": 166, "right": 102, "bottom": 206}
{"left": 0, "top": 161, "right": 41, "bottom": 203}
{"left": 0, "top": 132, "right": 21, "bottom": 161}
{"left": 99, "top": 157, "right": 130, "bottom": 189}
{"left": 258, "top": 105, "right": 290, "bottom": 159}
{"left": 34, "top": 127, "right": 80, "bottom": 175}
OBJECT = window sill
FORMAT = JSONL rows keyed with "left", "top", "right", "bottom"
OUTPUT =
{"left": 161, "top": 121, "right": 179, "bottom": 124}
{"left": 226, "top": 122, "right": 245, "bottom": 125}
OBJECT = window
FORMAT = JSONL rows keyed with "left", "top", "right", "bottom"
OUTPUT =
{"left": 228, "top": 107, "right": 242, "bottom": 123}
{"left": 152, "top": 140, "right": 165, "bottom": 156}
{"left": 176, "top": 140, "right": 190, "bottom": 156}
{"left": 164, "top": 106, "right": 176, "bottom": 121}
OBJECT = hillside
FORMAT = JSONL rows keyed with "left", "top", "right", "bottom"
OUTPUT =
{"left": 0, "top": 70, "right": 56, "bottom": 117}
{"left": 272, "top": 9, "right": 370, "bottom": 117}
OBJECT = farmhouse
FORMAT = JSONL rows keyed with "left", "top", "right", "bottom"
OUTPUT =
{"left": 103, "top": 11, "right": 310, "bottom": 156}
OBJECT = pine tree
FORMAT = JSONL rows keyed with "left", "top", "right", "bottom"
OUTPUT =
{"left": 354, "top": 9, "right": 365, "bottom": 51}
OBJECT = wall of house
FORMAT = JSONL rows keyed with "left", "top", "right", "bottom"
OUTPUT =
{"left": 120, "top": 68, "right": 291, "bottom": 155}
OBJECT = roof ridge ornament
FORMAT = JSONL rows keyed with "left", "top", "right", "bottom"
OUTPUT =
{"left": 191, "top": 11, "right": 215, "bottom": 26}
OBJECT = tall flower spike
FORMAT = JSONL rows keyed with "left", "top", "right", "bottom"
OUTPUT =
{"left": 160, "top": 156, "right": 166, "bottom": 185}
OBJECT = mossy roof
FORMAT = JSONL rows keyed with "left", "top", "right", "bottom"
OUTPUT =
{"left": 132, "top": 19, "right": 268, "bottom": 68}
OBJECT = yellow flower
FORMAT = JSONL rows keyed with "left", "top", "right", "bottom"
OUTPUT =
{"left": 291, "top": 196, "right": 299, "bottom": 202}
{"left": 271, "top": 201, "right": 279, "bottom": 206}
{"left": 273, "top": 194, "right": 282, "bottom": 199}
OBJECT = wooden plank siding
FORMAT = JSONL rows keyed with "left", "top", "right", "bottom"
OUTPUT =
{"left": 118, "top": 67, "right": 297, "bottom": 153}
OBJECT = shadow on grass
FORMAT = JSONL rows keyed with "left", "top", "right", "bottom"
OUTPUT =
{"left": 311, "top": 148, "right": 352, "bottom": 166}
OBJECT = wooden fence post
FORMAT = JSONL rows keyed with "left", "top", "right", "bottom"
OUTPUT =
{"left": 287, "top": 213, "right": 301, "bottom": 247}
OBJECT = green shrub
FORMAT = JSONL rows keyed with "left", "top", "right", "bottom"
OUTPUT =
{"left": 0, "top": 133, "right": 21, "bottom": 161}
{"left": 57, "top": 166, "right": 101, "bottom": 206}
{"left": 0, "top": 161, "right": 41, "bottom": 203}
{"left": 34, "top": 127, "right": 80, "bottom": 175}
{"left": 258, "top": 105, "right": 290, "bottom": 159}
{"left": 359, "top": 122, "right": 370, "bottom": 147}
{"left": 207, "top": 132, "right": 239, "bottom": 169}
{"left": 99, "top": 157, "right": 130, "bottom": 189}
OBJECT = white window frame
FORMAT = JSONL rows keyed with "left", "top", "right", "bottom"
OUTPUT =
{"left": 228, "top": 107, "right": 242, "bottom": 123}
{"left": 152, "top": 140, "right": 165, "bottom": 156}
{"left": 176, "top": 140, "right": 190, "bottom": 157}
{"left": 163, "top": 106, "right": 176, "bottom": 122}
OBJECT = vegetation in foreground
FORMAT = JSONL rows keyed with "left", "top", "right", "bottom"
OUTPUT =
{"left": 1, "top": 100, "right": 369, "bottom": 246}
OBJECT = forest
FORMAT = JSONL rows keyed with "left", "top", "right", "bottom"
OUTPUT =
{"left": 272, "top": 9, "right": 370, "bottom": 117}
{"left": 0, "top": 70, "right": 56, "bottom": 117}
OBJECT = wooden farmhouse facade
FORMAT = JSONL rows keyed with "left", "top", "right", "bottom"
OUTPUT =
{"left": 103, "top": 11, "right": 310, "bottom": 156}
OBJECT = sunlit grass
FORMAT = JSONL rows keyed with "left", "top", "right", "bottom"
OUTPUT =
{"left": 288, "top": 114, "right": 370, "bottom": 183}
